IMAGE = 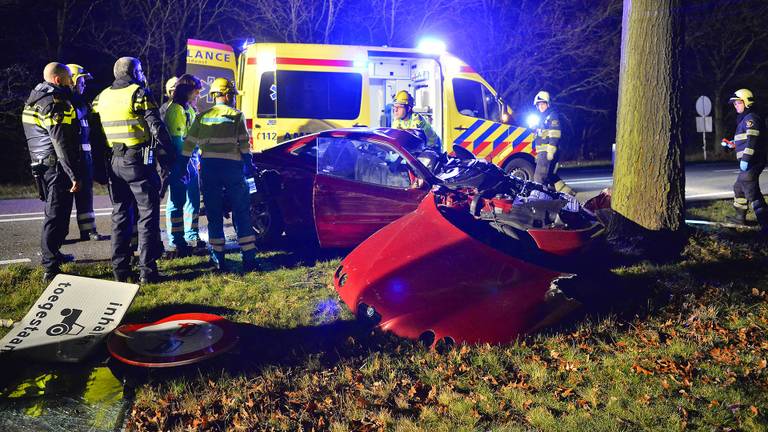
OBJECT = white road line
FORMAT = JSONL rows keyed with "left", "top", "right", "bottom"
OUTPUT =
{"left": 0, "top": 212, "right": 113, "bottom": 223}
{"left": 0, "top": 258, "right": 32, "bottom": 265}
{"left": 0, "top": 205, "right": 167, "bottom": 219}
{"left": 566, "top": 178, "right": 613, "bottom": 185}
{"left": 713, "top": 169, "right": 738, "bottom": 173}
{"left": 686, "top": 192, "right": 733, "bottom": 199}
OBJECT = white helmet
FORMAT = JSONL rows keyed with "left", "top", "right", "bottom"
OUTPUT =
{"left": 533, "top": 90, "right": 551, "bottom": 106}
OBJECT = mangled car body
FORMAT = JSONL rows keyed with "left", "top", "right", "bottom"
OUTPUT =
{"left": 333, "top": 143, "right": 605, "bottom": 346}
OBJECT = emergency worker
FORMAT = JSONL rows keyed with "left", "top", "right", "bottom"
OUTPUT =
{"left": 725, "top": 89, "right": 767, "bottom": 232}
{"left": 160, "top": 76, "right": 177, "bottom": 118}
{"left": 66, "top": 64, "right": 107, "bottom": 242}
{"left": 183, "top": 78, "right": 257, "bottom": 272}
{"left": 21, "top": 63, "right": 81, "bottom": 281}
{"left": 92, "top": 57, "right": 175, "bottom": 283}
{"left": 531, "top": 91, "right": 574, "bottom": 195}
{"left": 391, "top": 90, "right": 440, "bottom": 150}
{"left": 164, "top": 73, "right": 204, "bottom": 256}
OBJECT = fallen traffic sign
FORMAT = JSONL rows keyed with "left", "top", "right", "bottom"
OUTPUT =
{"left": 107, "top": 313, "right": 239, "bottom": 367}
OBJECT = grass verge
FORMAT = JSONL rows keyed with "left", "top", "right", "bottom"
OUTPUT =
{"left": 0, "top": 203, "right": 766, "bottom": 431}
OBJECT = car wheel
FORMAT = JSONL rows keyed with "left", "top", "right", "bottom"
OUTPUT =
{"left": 250, "top": 198, "right": 284, "bottom": 245}
{"left": 503, "top": 158, "right": 535, "bottom": 181}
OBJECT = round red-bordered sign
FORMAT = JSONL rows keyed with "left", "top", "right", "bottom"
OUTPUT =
{"left": 107, "top": 313, "right": 239, "bottom": 367}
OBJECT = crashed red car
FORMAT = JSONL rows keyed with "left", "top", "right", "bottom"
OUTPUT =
{"left": 250, "top": 128, "right": 438, "bottom": 247}
{"left": 333, "top": 146, "right": 605, "bottom": 346}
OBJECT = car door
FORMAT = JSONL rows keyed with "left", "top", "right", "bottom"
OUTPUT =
{"left": 313, "top": 136, "right": 430, "bottom": 248}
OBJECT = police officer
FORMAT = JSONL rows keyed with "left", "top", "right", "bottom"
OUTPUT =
{"left": 92, "top": 57, "right": 175, "bottom": 283}
{"left": 21, "top": 63, "right": 82, "bottom": 281}
{"left": 67, "top": 64, "right": 107, "bottom": 242}
{"left": 391, "top": 90, "right": 440, "bottom": 150}
{"left": 725, "top": 89, "right": 767, "bottom": 233}
{"left": 183, "top": 78, "right": 257, "bottom": 272}
{"left": 164, "top": 74, "right": 203, "bottom": 256}
{"left": 532, "top": 91, "right": 574, "bottom": 195}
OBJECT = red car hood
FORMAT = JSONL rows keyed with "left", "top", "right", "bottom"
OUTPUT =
{"left": 335, "top": 193, "right": 582, "bottom": 346}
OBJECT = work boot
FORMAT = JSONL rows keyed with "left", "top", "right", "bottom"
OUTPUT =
{"left": 113, "top": 270, "right": 136, "bottom": 283}
{"left": 139, "top": 271, "right": 160, "bottom": 285}
{"left": 43, "top": 269, "right": 59, "bottom": 283}
{"left": 242, "top": 256, "right": 258, "bottom": 273}
{"left": 210, "top": 251, "right": 228, "bottom": 272}
{"left": 164, "top": 243, "right": 191, "bottom": 259}
{"left": 80, "top": 231, "right": 107, "bottom": 241}
{"left": 754, "top": 206, "right": 768, "bottom": 235}
{"left": 726, "top": 208, "right": 747, "bottom": 226}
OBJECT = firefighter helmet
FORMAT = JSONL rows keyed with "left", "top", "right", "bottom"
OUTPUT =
{"left": 533, "top": 91, "right": 550, "bottom": 106}
{"left": 729, "top": 89, "right": 754, "bottom": 108}
{"left": 66, "top": 64, "right": 93, "bottom": 83}
{"left": 165, "top": 77, "right": 178, "bottom": 97}
{"left": 209, "top": 77, "right": 238, "bottom": 96}
{"left": 393, "top": 90, "right": 414, "bottom": 107}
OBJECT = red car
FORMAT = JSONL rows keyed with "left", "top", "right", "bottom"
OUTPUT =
{"left": 250, "top": 128, "right": 438, "bottom": 247}
{"left": 332, "top": 145, "right": 605, "bottom": 347}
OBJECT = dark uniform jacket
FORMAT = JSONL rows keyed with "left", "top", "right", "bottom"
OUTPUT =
{"left": 734, "top": 109, "right": 764, "bottom": 165}
{"left": 533, "top": 108, "right": 562, "bottom": 158}
{"left": 71, "top": 93, "right": 109, "bottom": 184}
{"left": 21, "top": 82, "right": 81, "bottom": 182}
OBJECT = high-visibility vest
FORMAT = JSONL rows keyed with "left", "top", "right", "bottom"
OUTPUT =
{"left": 183, "top": 103, "right": 250, "bottom": 161}
{"left": 93, "top": 84, "right": 148, "bottom": 147}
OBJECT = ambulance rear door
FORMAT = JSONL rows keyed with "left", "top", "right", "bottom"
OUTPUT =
{"left": 186, "top": 39, "right": 238, "bottom": 113}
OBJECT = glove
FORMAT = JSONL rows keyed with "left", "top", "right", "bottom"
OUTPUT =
{"left": 740, "top": 160, "right": 748, "bottom": 171}
{"left": 721, "top": 138, "right": 735, "bottom": 150}
{"left": 546, "top": 150, "right": 554, "bottom": 161}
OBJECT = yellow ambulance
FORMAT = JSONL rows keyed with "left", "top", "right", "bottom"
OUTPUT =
{"left": 186, "top": 39, "right": 537, "bottom": 178}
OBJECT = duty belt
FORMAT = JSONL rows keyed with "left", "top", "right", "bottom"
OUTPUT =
{"left": 111, "top": 142, "right": 147, "bottom": 157}
{"left": 31, "top": 153, "right": 57, "bottom": 167}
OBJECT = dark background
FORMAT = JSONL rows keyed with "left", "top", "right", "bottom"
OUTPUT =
{"left": 0, "top": 0, "right": 766, "bottom": 183}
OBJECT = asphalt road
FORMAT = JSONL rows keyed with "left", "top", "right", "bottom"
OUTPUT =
{"left": 0, "top": 161, "right": 761, "bottom": 266}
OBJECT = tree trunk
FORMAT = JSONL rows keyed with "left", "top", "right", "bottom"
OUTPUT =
{"left": 608, "top": 0, "right": 686, "bottom": 258}
{"left": 713, "top": 90, "right": 727, "bottom": 156}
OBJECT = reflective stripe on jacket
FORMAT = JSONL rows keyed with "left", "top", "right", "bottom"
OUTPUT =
{"left": 92, "top": 84, "right": 148, "bottom": 147}
{"left": 534, "top": 108, "right": 561, "bottom": 156}
{"left": 183, "top": 103, "right": 250, "bottom": 161}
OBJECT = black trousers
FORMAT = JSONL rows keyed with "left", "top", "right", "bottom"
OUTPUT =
{"left": 74, "top": 150, "right": 96, "bottom": 234}
{"left": 41, "top": 163, "right": 74, "bottom": 272}
{"left": 533, "top": 151, "right": 564, "bottom": 187}
{"left": 734, "top": 162, "right": 766, "bottom": 210}
{"left": 107, "top": 147, "right": 162, "bottom": 276}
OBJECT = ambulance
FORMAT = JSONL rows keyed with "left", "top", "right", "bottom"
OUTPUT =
{"left": 186, "top": 39, "right": 537, "bottom": 179}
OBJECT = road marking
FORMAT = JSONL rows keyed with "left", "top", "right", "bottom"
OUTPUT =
{"left": 713, "top": 169, "right": 738, "bottom": 173}
{"left": 0, "top": 212, "right": 113, "bottom": 223}
{"left": 686, "top": 192, "right": 733, "bottom": 199}
{"left": 565, "top": 178, "right": 613, "bottom": 185}
{"left": 0, "top": 205, "right": 167, "bottom": 219}
{"left": 0, "top": 258, "right": 31, "bottom": 265}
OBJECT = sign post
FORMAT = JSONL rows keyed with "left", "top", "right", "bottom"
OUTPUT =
{"left": 695, "top": 96, "right": 713, "bottom": 160}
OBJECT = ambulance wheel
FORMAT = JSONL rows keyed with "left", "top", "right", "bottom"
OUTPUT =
{"left": 250, "top": 199, "right": 284, "bottom": 246}
{"left": 503, "top": 158, "right": 534, "bottom": 181}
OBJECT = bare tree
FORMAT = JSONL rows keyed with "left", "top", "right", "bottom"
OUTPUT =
{"left": 684, "top": 0, "right": 768, "bottom": 154}
{"left": 86, "top": 0, "right": 231, "bottom": 95}
{"left": 608, "top": 0, "right": 685, "bottom": 256}
{"left": 231, "top": 0, "right": 345, "bottom": 44}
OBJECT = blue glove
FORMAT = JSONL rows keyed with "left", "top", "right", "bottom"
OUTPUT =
{"left": 740, "top": 161, "right": 749, "bottom": 171}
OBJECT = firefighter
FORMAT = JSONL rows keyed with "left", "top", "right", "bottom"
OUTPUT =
{"left": 164, "top": 74, "right": 204, "bottom": 256}
{"left": 21, "top": 63, "right": 82, "bottom": 281}
{"left": 92, "top": 57, "right": 175, "bottom": 283}
{"left": 183, "top": 78, "right": 257, "bottom": 272}
{"left": 66, "top": 64, "right": 107, "bottom": 242}
{"left": 531, "top": 91, "right": 574, "bottom": 196}
{"left": 160, "top": 76, "right": 177, "bottom": 118}
{"left": 725, "top": 89, "right": 767, "bottom": 232}
{"left": 391, "top": 90, "right": 440, "bottom": 150}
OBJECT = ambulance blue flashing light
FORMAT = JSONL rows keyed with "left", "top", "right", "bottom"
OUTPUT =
{"left": 417, "top": 38, "right": 447, "bottom": 55}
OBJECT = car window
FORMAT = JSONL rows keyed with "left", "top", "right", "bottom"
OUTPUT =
{"left": 258, "top": 71, "right": 362, "bottom": 120}
{"left": 317, "top": 137, "right": 413, "bottom": 188}
{"left": 453, "top": 78, "right": 501, "bottom": 122}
